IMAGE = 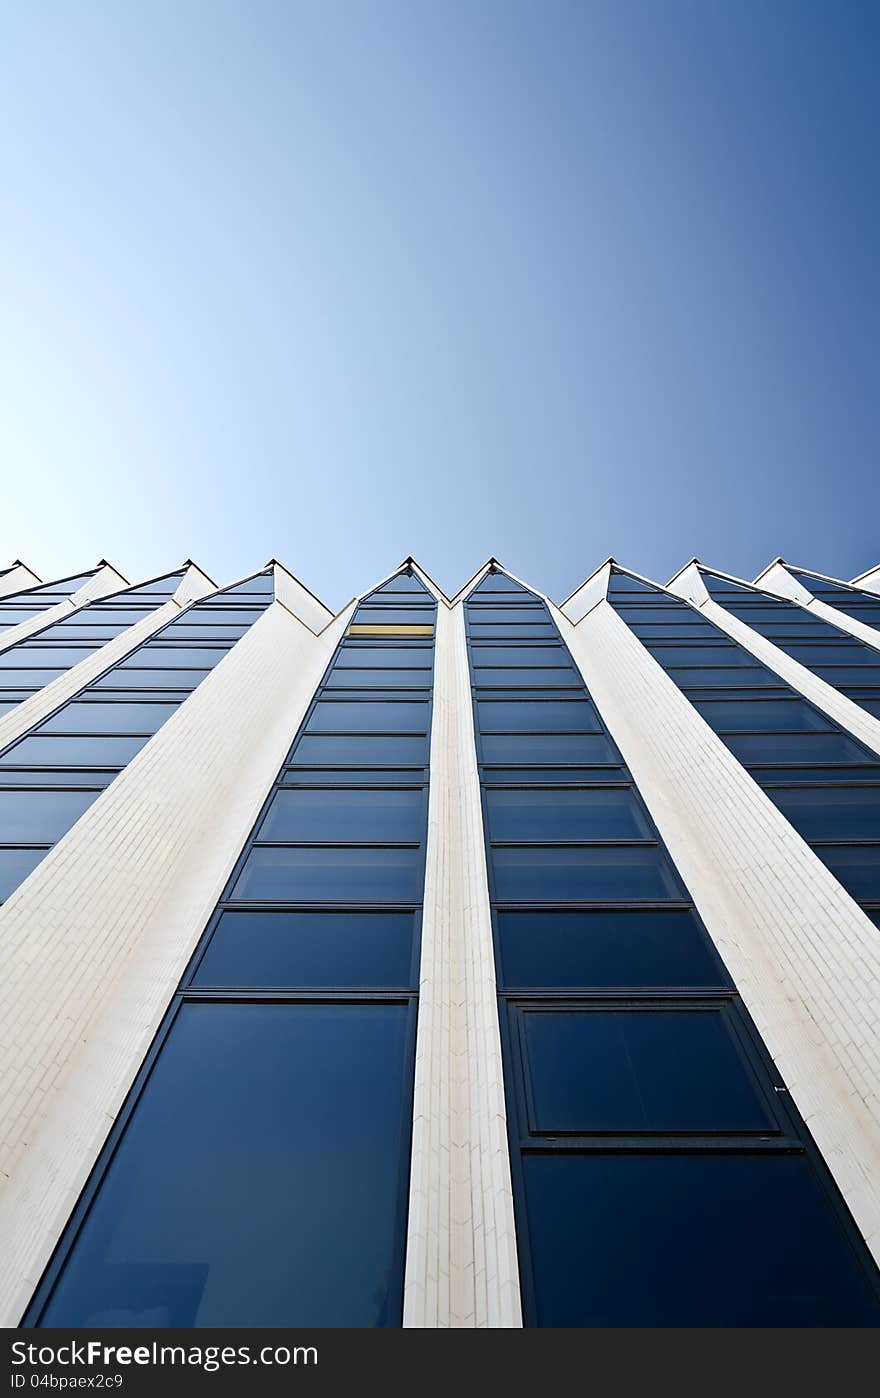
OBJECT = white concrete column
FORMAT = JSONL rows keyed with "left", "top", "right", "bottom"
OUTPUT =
{"left": 0, "top": 564, "right": 217, "bottom": 754}
{"left": 0, "top": 598, "right": 350, "bottom": 1325}
{"left": 0, "top": 564, "right": 42, "bottom": 597}
{"left": 403, "top": 599, "right": 522, "bottom": 1328}
{"left": 0, "top": 563, "right": 130, "bottom": 656}
{"left": 555, "top": 597, "right": 880, "bottom": 1265}
{"left": 754, "top": 561, "right": 880, "bottom": 654}
{"left": 667, "top": 561, "right": 880, "bottom": 758}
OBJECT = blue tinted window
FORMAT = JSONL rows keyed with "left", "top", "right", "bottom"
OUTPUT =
{"left": 471, "top": 646, "right": 570, "bottom": 667}
{"left": 491, "top": 845, "right": 686, "bottom": 901}
{"left": 283, "top": 768, "right": 425, "bottom": 785}
{"left": 723, "top": 733, "right": 870, "bottom": 765}
{"left": 231, "top": 845, "right": 422, "bottom": 902}
{"left": 353, "top": 609, "right": 435, "bottom": 626}
{"left": 813, "top": 666, "right": 880, "bottom": 686}
{"left": 772, "top": 788, "right": 880, "bottom": 841}
{"left": 476, "top": 700, "right": 600, "bottom": 733}
{"left": 785, "top": 643, "right": 878, "bottom": 666}
{"left": 472, "top": 572, "right": 537, "bottom": 594}
{"left": 468, "top": 623, "right": 557, "bottom": 638}
{"left": 0, "top": 647, "right": 97, "bottom": 669}
{"left": 480, "top": 734, "right": 617, "bottom": 764}
{"left": 521, "top": 1008, "right": 769, "bottom": 1132}
{"left": 192, "top": 911, "right": 415, "bottom": 988}
{"left": 0, "top": 735, "right": 149, "bottom": 767}
{"left": 486, "top": 788, "right": 650, "bottom": 841}
{"left": 366, "top": 572, "right": 429, "bottom": 596}
{"left": 666, "top": 667, "right": 784, "bottom": 689}
{"left": 306, "top": 702, "right": 429, "bottom": 734}
{"left": 693, "top": 699, "right": 832, "bottom": 732}
{"left": 814, "top": 846, "right": 880, "bottom": 901}
{"left": 291, "top": 735, "right": 428, "bottom": 766}
{"left": 607, "top": 573, "right": 662, "bottom": 594}
{"left": 0, "top": 790, "right": 99, "bottom": 842}
{"left": 334, "top": 647, "right": 432, "bottom": 669}
{"left": 0, "top": 847, "right": 45, "bottom": 900}
{"left": 39, "top": 702, "right": 178, "bottom": 736}
{"left": 325, "top": 669, "right": 432, "bottom": 689}
{"left": 497, "top": 909, "right": 723, "bottom": 988}
{"left": 755, "top": 766, "right": 880, "bottom": 783}
{"left": 467, "top": 608, "right": 547, "bottom": 624}
{"left": 0, "top": 669, "right": 65, "bottom": 687}
{"left": 473, "top": 667, "right": 578, "bottom": 688}
{"left": 645, "top": 644, "right": 753, "bottom": 667}
{"left": 92, "top": 669, "right": 210, "bottom": 690}
{"left": 258, "top": 788, "right": 422, "bottom": 843}
{"left": 522, "top": 1154, "right": 880, "bottom": 1325}
{"left": 36, "top": 1003, "right": 411, "bottom": 1327}
{"left": 119, "top": 646, "right": 229, "bottom": 669}
{"left": 629, "top": 622, "right": 721, "bottom": 640}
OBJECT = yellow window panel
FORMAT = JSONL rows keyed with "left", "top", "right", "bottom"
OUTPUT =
{"left": 347, "top": 623, "right": 435, "bottom": 638}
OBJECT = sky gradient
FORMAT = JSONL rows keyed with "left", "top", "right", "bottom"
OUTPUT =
{"left": 1, "top": 1, "right": 877, "bottom": 609}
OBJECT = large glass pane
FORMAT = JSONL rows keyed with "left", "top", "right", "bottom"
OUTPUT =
{"left": 0, "top": 648, "right": 97, "bottom": 669}
{"left": 0, "top": 790, "right": 99, "bottom": 842}
{"left": 476, "top": 700, "right": 601, "bottom": 733}
{"left": 92, "top": 669, "right": 210, "bottom": 691}
{"left": 325, "top": 669, "right": 433, "bottom": 689}
{"left": 334, "top": 647, "right": 432, "bottom": 669}
{"left": 192, "top": 911, "right": 415, "bottom": 988}
{"left": 0, "top": 847, "right": 46, "bottom": 900}
{"left": 485, "top": 788, "right": 650, "bottom": 841}
{"left": 468, "top": 623, "right": 557, "bottom": 639}
{"left": 466, "top": 608, "right": 548, "bottom": 624}
{"left": 480, "top": 734, "right": 617, "bottom": 764}
{"left": 812, "top": 667, "right": 880, "bottom": 686}
{"left": 0, "top": 669, "right": 65, "bottom": 687}
{"left": 785, "top": 643, "right": 878, "bottom": 666}
{"left": 37, "top": 1003, "right": 411, "bottom": 1327}
{"left": 693, "top": 700, "right": 832, "bottom": 732}
{"left": 473, "top": 668, "right": 578, "bottom": 688}
{"left": 305, "top": 702, "right": 429, "bottom": 735}
{"left": 522, "top": 1154, "right": 880, "bottom": 1326}
{"left": 282, "top": 768, "right": 425, "bottom": 785}
{"left": 666, "top": 667, "right": 784, "bottom": 690}
{"left": 497, "top": 909, "right": 724, "bottom": 988}
{"left": 290, "top": 735, "right": 428, "bottom": 766}
{"left": 118, "top": 647, "right": 230, "bottom": 669}
{"left": 470, "top": 646, "right": 570, "bottom": 667}
{"left": 484, "top": 768, "right": 627, "bottom": 785}
{"left": 723, "top": 733, "right": 870, "bottom": 765}
{"left": 353, "top": 609, "right": 435, "bottom": 626}
{"left": 39, "top": 702, "right": 179, "bottom": 736}
{"left": 814, "top": 846, "right": 880, "bottom": 901}
{"left": 258, "top": 788, "right": 423, "bottom": 843}
{"left": 772, "top": 787, "right": 880, "bottom": 841}
{"left": 645, "top": 644, "right": 753, "bottom": 667}
{"left": 520, "top": 1008, "right": 769, "bottom": 1132}
{"left": 231, "top": 846, "right": 423, "bottom": 902}
{"left": 0, "top": 735, "right": 149, "bottom": 767}
{"left": 490, "top": 844, "right": 685, "bottom": 900}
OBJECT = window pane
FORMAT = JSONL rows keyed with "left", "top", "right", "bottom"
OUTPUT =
{"left": 0, "top": 847, "right": 45, "bottom": 900}
{"left": 466, "top": 608, "right": 547, "bottom": 624}
{"left": 305, "top": 702, "right": 429, "bottom": 734}
{"left": 645, "top": 644, "right": 753, "bottom": 667}
{"left": 772, "top": 787, "right": 880, "bottom": 841}
{"left": 92, "top": 669, "right": 210, "bottom": 690}
{"left": 629, "top": 622, "right": 722, "bottom": 640}
{"left": 480, "top": 734, "right": 617, "bottom": 764}
{"left": 231, "top": 845, "right": 423, "bottom": 902}
{"left": 290, "top": 735, "right": 428, "bottom": 766}
{"left": 521, "top": 1007, "right": 769, "bottom": 1132}
{"left": 723, "top": 733, "right": 870, "bottom": 765}
{"left": 258, "top": 788, "right": 423, "bottom": 843}
{"left": 353, "top": 609, "right": 435, "bottom": 626}
{"left": 0, "top": 734, "right": 148, "bottom": 767}
{"left": 785, "top": 643, "right": 878, "bottom": 666}
{"left": 476, "top": 700, "right": 601, "bottom": 734}
{"left": 334, "top": 647, "right": 432, "bottom": 669}
{"left": 0, "top": 648, "right": 95, "bottom": 669}
{"left": 522, "top": 1154, "right": 880, "bottom": 1326}
{"left": 0, "top": 669, "right": 65, "bottom": 687}
{"left": 119, "top": 647, "right": 230, "bottom": 668}
{"left": 0, "top": 789, "right": 99, "bottom": 842}
{"left": 812, "top": 666, "right": 880, "bottom": 686}
{"left": 37, "top": 1002, "right": 411, "bottom": 1327}
{"left": 815, "top": 846, "right": 880, "bottom": 900}
{"left": 473, "top": 668, "right": 578, "bottom": 688}
{"left": 471, "top": 646, "right": 570, "bottom": 667}
{"left": 325, "top": 669, "right": 432, "bottom": 689}
{"left": 497, "top": 909, "right": 723, "bottom": 988}
{"left": 486, "top": 788, "right": 650, "bottom": 841}
{"left": 192, "top": 911, "right": 415, "bottom": 988}
{"left": 666, "top": 667, "right": 784, "bottom": 689}
{"left": 282, "top": 768, "right": 425, "bottom": 785}
{"left": 755, "top": 766, "right": 880, "bottom": 783}
{"left": 693, "top": 700, "right": 832, "bottom": 732}
{"left": 39, "top": 702, "right": 179, "bottom": 736}
{"left": 468, "top": 623, "right": 557, "bottom": 639}
{"left": 491, "top": 845, "right": 686, "bottom": 900}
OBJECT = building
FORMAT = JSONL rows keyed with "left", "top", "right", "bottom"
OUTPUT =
{"left": 1, "top": 552, "right": 880, "bottom": 1327}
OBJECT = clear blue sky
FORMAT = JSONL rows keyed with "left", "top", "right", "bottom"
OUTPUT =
{"left": 1, "top": 1, "right": 877, "bottom": 608}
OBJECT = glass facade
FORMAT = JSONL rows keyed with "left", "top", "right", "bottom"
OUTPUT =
{"left": 700, "top": 570, "right": 880, "bottom": 720}
{"left": 0, "top": 572, "right": 274, "bottom": 905}
{"left": 607, "top": 569, "right": 880, "bottom": 926}
{"left": 0, "top": 570, "right": 99, "bottom": 638}
{"left": 466, "top": 568, "right": 880, "bottom": 1326}
{"left": 26, "top": 568, "right": 435, "bottom": 1328}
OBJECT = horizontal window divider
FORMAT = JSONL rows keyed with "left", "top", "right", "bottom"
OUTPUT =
{"left": 250, "top": 840, "right": 422, "bottom": 850}
{"left": 491, "top": 899, "right": 696, "bottom": 911}
{"left": 216, "top": 900, "right": 423, "bottom": 913}
{"left": 176, "top": 989, "right": 416, "bottom": 1004}
{"left": 482, "top": 782, "right": 633, "bottom": 791}
{"left": 489, "top": 839, "right": 661, "bottom": 849}
{"left": 498, "top": 986, "right": 735, "bottom": 999}
{"left": 518, "top": 1138, "right": 804, "bottom": 1155}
